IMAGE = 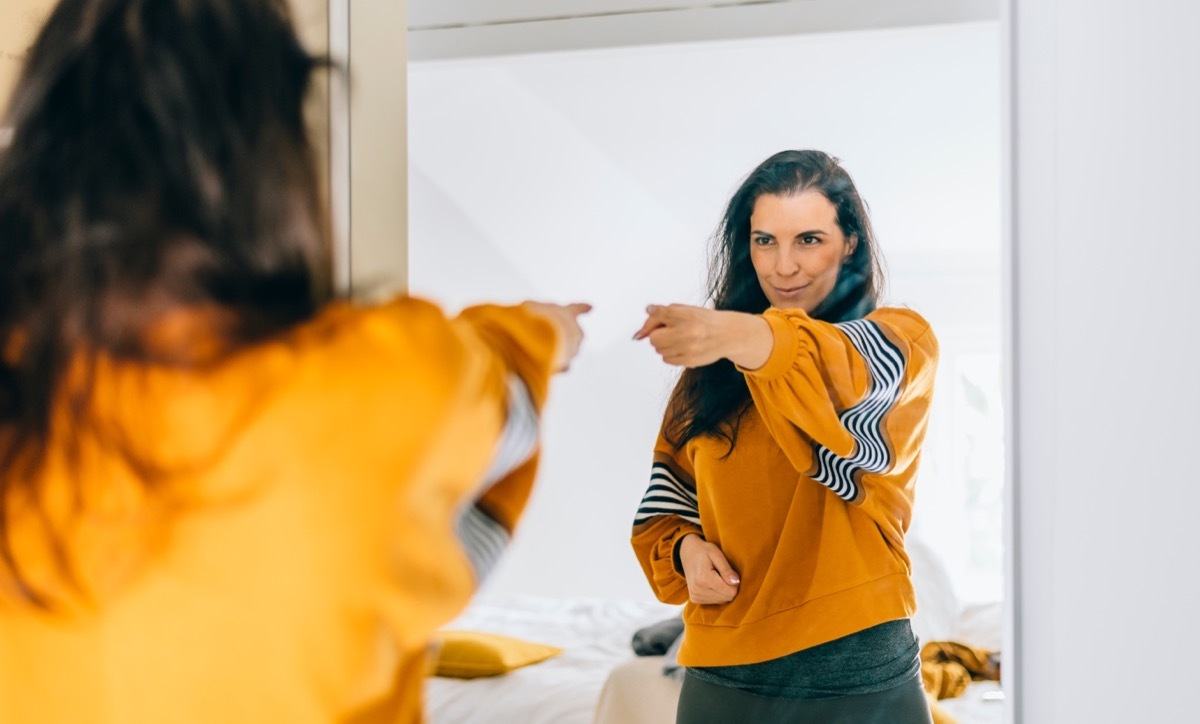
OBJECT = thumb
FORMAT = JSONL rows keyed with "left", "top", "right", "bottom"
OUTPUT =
{"left": 565, "top": 302, "right": 593, "bottom": 317}
{"left": 707, "top": 547, "right": 740, "bottom": 585}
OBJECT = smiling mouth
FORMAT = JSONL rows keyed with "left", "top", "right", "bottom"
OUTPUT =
{"left": 774, "top": 285, "right": 808, "bottom": 296}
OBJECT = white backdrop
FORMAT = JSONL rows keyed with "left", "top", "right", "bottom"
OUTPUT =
{"left": 408, "top": 22, "right": 1002, "bottom": 603}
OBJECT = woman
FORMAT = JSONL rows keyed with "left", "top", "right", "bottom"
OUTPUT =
{"left": 0, "top": 1, "right": 586, "bottom": 722}
{"left": 632, "top": 150, "right": 938, "bottom": 723}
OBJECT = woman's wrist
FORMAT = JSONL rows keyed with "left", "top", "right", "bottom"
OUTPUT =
{"left": 674, "top": 532, "right": 702, "bottom": 574}
{"left": 718, "top": 311, "right": 773, "bottom": 370}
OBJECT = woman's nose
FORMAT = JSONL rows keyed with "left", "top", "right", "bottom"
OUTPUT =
{"left": 775, "top": 248, "right": 800, "bottom": 276}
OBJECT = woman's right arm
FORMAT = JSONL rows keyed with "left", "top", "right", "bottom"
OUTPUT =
{"left": 444, "top": 302, "right": 587, "bottom": 585}
{"left": 631, "top": 443, "right": 701, "bottom": 605}
{"left": 630, "top": 441, "right": 739, "bottom": 605}
{"left": 317, "top": 297, "right": 585, "bottom": 653}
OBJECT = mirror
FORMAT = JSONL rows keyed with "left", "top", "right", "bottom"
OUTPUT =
{"left": 407, "top": 4, "right": 1006, "bottom": 724}
{"left": 1, "top": 1, "right": 1007, "bottom": 720}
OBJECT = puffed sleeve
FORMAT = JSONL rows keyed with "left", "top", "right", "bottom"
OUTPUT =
{"left": 739, "top": 307, "right": 937, "bottom": 506}
{"left": 630, "top": 429, "right": 704, "bottom": 605}
{"left": 315, "top": 298, "right": 560, "bottom": 652}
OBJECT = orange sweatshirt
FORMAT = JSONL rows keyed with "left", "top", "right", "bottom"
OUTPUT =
{"left": 631, "top": 307, "right": 938, "bottom": 667}
{"left": 0, "top": 297, "right": 559, "bottom": 724}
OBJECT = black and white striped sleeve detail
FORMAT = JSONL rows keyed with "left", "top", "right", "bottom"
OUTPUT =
{"left": 455, "top": 506, "right": 510, "bottom": 582}
{"left": 454, "top": 374, "right": 538, "bottom": 581}
{"left": 633, "top": 456, "right": 700, "bottom": 529}
{"left": 810, "top": 320, "right": 905, "bottom": 502}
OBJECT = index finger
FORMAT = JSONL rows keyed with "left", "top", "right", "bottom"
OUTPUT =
{"left": 707, "top": 550, "right": 741, "bottom": 586}
{"left": 632, "top": 305, "right": 671, "bottom": 341}
{"left": 699, "top": 572, "right": 738, "bottom": 597}
{"left": 632, "top": 316, "right": 665, "bottom": 341}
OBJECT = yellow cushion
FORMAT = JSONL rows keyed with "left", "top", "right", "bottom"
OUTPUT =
{"left": 431, "top": 630, "right": 563, "bottom": 679}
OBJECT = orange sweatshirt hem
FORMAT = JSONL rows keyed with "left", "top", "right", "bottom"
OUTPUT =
{"left": 676, "top": 572, "right": 916, "bottom": 667}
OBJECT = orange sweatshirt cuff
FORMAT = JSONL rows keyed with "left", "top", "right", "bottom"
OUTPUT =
{"left": 651, "top": 523, "right": 701, "bottom": 601}
{"left": 738, "top": 309, "right": 801, "bottom": 381}
{"left": 456, "top": 304, "right": 561, "bottom": 409}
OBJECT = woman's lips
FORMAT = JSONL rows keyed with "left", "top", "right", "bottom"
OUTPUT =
{"left": 773, "top": 285, "right": 807, "bottom": 299}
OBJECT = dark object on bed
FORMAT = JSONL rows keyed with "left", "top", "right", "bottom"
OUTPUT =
{"left": 631, "top": 615, "right": 685, "bottom": 656}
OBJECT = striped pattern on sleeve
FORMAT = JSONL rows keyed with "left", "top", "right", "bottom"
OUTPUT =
{"left": 455, "top": 505, "right": 509, "bottom": 582}
{"left": 633, "top": 452, "right": 700, "bottom": 529}
{"left": 810, "top": 319, "right": 906, "bottom": 503}
{"left": 455, "top": 374, "right": 538, "bottom": 581}
{"left": 477, "top": 374, "right": 539, "bottom": 491}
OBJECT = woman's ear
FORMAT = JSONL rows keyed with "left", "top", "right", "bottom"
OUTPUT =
{"left": 844, "top": 234, "right": 859, "bottom": 262}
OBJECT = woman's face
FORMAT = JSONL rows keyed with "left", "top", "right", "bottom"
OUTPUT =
{"left": 748, "top": 191, "right": 857, "bottom": 312}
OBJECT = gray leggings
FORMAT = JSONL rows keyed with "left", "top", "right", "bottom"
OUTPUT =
{"left": 676, "top": 669, "right": 935, "bottom": 724}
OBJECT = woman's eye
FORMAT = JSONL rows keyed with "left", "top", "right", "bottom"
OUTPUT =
{"left": 800, "top": 236, "right": 821, "bottom": 245}
{"left": 752, "top": 236, "right": 773, "bottom": 246}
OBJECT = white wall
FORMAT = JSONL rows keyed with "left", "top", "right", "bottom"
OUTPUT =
{"left": 409, "top": 22, "right": 1001, "bottom": 602}
{"left": 1010, "top": 1, "right": 1200, "bottom": 722}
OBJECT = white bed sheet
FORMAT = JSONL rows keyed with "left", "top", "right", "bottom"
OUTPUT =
{"left": 425, "top": 595, "right": 679, "bottom": 724}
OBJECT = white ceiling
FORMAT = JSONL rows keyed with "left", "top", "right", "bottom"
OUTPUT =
{"left": 408, "top": 0, "right": 1000, "bottom": 61}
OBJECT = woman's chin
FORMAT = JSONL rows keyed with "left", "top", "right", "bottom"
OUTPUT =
{"left": 769, "top": 299, "right": 812, "bottom": 312}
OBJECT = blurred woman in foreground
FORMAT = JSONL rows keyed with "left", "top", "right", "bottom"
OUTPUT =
{"left": 0, "top": 1, "right": 586, "bottom": 721}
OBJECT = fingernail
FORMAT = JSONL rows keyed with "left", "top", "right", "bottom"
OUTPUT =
{"left": 729, "top": 576, "right": 740, "bottom": 584}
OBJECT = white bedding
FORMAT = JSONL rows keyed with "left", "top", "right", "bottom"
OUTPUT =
{"left": 426, "top": 595, "right": 679, "bottom": 724}
{"left": 425, "top": 595, "right": 1005, "bottom": 724}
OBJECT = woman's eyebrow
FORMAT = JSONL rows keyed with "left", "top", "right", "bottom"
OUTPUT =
{"left": 751, "top": 228, "right": 830, "bottom": 238}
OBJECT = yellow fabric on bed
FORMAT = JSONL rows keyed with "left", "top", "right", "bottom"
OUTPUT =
{"left": 921, "top": 640, "right": 1000, "bottom": 700}
{"left": 431, "top": 631, "right": 563, "bottom": 678}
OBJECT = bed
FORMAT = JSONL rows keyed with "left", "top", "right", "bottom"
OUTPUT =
{"left": 425, "top": 540, "right": 1004, "bottom": 724}
{"left": 426, "top": 595, "right": 680, "bottom": 724}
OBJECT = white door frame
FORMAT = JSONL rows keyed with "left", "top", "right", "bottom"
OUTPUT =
{"left": 329, "top": 0, "right": 408, "bottom": 297}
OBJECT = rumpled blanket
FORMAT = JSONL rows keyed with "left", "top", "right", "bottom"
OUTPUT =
{"left": 920, "top": 640, "right": 1001, "bottom": 700}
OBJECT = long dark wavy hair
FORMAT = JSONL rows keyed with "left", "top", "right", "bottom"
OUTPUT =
{"left": 664, "top": 150, "right": 884, "bottom": 453}
{"left": 0, "top": 0, "right": 332, "bottom": 603}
